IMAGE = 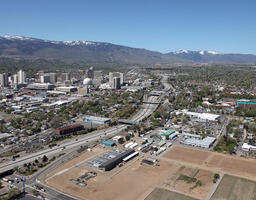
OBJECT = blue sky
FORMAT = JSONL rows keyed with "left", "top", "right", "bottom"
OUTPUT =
{"left": 0, "top": 0, "right": 255, "bottom": 54}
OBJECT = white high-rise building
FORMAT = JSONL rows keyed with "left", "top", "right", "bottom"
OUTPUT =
{"left": 40, "top": 74, "right": 50, "bottom": 83}
{"left": 49, "top": 73, "right": 57, "bottom": 83}
{"left": 109, "top": 72, "right": 124, "bottom": 88}
{"left": 18, "top": 70, "right": 26, "bottom": 84}
{"left": 113, "top": 77, "right": 121, "bottom": 89}
{"left": 119, "top": 73, "right": 124, "bottom": 85}
{"left": 13, "top": 74, "right": 18, "bottom": 85}
{"left": 0, "top": 73, "right": 8, "bottom": 87}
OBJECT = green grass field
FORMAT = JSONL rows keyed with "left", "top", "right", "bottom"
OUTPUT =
{"left": 145, "top": 188, "right": 199, "bottom": 200}
{"left": 211, "top": 175, "right": 256, "bottom": 200}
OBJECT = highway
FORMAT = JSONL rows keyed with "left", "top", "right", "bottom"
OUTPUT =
{"left": 0, "top": 73, "right": 171, "bottom": 199}
{"left": 0, "top": 94, "right": 162, "bottom": 174}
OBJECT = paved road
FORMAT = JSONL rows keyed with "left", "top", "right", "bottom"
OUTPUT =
{"left": 1, "top": 73, "right": 172, "bottom": 199}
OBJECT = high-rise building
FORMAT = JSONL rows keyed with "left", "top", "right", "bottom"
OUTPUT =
{"left": 109, "top": 72, "right": 124, "bottom": 88}
{"left": 40, "top": 74, "right": 51, "bottom": 83}
{"left": 119, "top": 73, "right": 124, "bottom": 85}
{"left": 0, "top": 73, "right": 8, "bottom": 87}
{"left": 13, "top": 74, "right": 18, "bottom": 85}
{"left": 87, "top": 67, "right": 94, "bottom": 79}
{"left": 61, "top": 73, "right": 70, "bottom": 82}
{"left": 49, "top": 73, "right": 57, "bottom": 83}
{"left": 113, "top": 77, "right": 121, "bottom": 89}
{"left": 18, "top": 70, "right": 26, "bottom": 84}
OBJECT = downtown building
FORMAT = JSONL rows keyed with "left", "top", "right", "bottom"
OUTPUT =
{"left": 0, "top": 73, "right": 8, "bottom": 87}
{"left": 109, "top": 72, "right": 124, "bottom": 89}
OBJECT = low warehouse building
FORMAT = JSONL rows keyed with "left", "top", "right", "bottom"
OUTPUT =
{"left": 86, "top": 149, "right": 135, "bottom": 171}
{"left": 123, "top": 151, "right": 139, "bottom": 162}
{"left": 83, "top": 116, "right": 111, "bottom": 124}
{"left": 101, "top": 140, "right": 116, "bottom": 147}
{"left": 99, "top": 150, "right": 135, "bottom": 171}
{"left": 183, "top": 136, "right": 216, "bottom": 148}
{"left": 242, "top": 143, "right": 256, "bottom": 151}
{"left": 160, "top": 129, "right": 176, "bottom": 140}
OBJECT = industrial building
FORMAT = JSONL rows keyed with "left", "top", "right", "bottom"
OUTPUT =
{"left": 101, "top": 140, "right": 116, "bottom": 147}
{"left": 123, "top": 151, "right": 139, "bottom": 162}
{"left": 56, "top": 124, "right": 84, "bottom": 135}
{"left": 175, "top": 110, "right": 221, "bottom": 122}
{"left": 183, "top": 136, "right": 216, "bottom": 148}
{"left": 83, "top": 116, "right": 110, "bottom": 124}
{"left": 86, "top": 149, "right": 135, "bottom": 171}
{"left": 242, "top": 143, "right": 256, "bottom": 151}
{"left": 160, "top": 129, "right": 176, "bottom": 140}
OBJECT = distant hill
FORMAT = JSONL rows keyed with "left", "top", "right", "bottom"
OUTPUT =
{"left": 168, "top": 50, "right": 256, "bottom": 63}
{"left": 0, "top": 36, "right": 186, "bottom": 65}
{"left": 0, "top": 36, "right": 256, "bottom": 65}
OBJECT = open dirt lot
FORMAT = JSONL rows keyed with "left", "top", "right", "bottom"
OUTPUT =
{"left": 163, "top": 145, "right": 256, "bottom": 181}
{"left": 40, "top": 146, "right": 105, "bottom": 182}
{"left": 162, "top": 166, "right": 215, "bottom": 200}
{"left": 211, "top": 174, "right": 256, "bottom": 200}
{"left": 145, "top": 188, "right": 199, "bottom": 200}
{"left": 43, "top": 149, "right": 178, "bottom": 200}
{"left": 43, "top": 144, "right": 256, "bottom": 200}
{"left": 163, "top": 145, "right": 211, "bottom": 165}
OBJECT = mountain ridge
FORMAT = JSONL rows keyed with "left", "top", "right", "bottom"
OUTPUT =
{"left": 0, "top": 35, "right": 256, "bottom": 64}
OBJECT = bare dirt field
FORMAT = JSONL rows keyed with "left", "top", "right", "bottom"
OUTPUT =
{"left": 163, "top": 145, "right": 211, "bottom": 165}
{"left": 43, "top": 144, "right": 256, "bottom": 200}
{"left": 40, "top": 146, "right": 105, "bottom": 183}
{"left": 163, "top": 145, "right": 256, "bottom": 181}
{"left": 145, "top": 187, "right": 199, "bottom": 200}
{"left": 210, "top": 174, "right": 256, "bottom": 200}
{"left": 162, "top": 166, "right": 215, "bottom": 200}
{"left": 44, "top": 156, "right": 177, "bottom": 200}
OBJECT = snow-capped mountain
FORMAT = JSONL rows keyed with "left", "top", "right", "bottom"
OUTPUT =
{"left": 1, "top": 35, "right": 106, "bottom": 46}
{"left": 0, "top": 35, "right": 256, "bottom": 64}
{"left": 173, "top": 50, "right": 220, "bottom": 55}
{"left": 0, "top": 35, "right": 185, "bottom": 64}
{"left": 168, "top": 49, "right": 256, "bottom": 63}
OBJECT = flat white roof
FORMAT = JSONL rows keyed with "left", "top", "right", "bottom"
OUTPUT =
{"left": 123, "top": 151, "right": 139, "bottom": 162}
{"left": 176, "top": 110, "right": 220, "bottom": 121}
{"left": 84, "top": 115, "right": 110, "bottom": 121}
{"left": 184, "top": 136, "right": 216, "bottom": 148}
{"left": 242, "top": 143, "right": 256, "bottom": 150}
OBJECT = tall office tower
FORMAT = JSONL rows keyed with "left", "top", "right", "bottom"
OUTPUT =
{"left": 87, "top": 67, "right": 94, "bottom": 79}
{"left": 119, "top": 73, "right": 124, "bottom": 85}
{"left": 49, "top": 73, "right": 57, "bottom": 83}
{"left": 113, "top": 77, "right": 121, "bottom": 89}
{"left": 13, "top": 74, "right": 18, "bottom": 85}
{"left": 40, "top": 74, "right": 51, "bottom": 83}
{"left": 109, "top": 72, "right": 114, "bottom": 87}
{"left": 18, "top": 70, "right": 26, "bottom": 84}
{"left": 61, "top": 73, "right": 70, "bottom": 82}
{"left": 0, "top": 73, "right": 8, "bottom": 87}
